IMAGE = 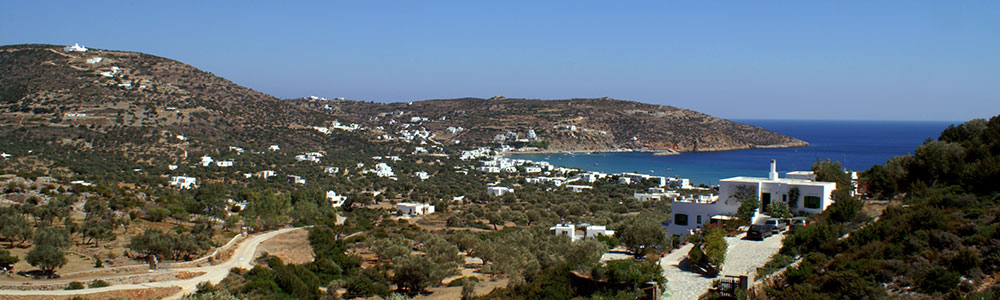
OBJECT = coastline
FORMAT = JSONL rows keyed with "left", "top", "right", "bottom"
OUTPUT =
{"left": 500, "top": 141, "right": 810, "bottom": 156}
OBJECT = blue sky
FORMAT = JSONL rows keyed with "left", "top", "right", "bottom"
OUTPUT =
{"left": 2, "top": 1, "right": 998, "bottom": 121}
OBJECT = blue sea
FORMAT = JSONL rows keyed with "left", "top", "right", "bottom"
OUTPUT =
{"left": 509, "top": 120, "right": 958, "bottom": 186}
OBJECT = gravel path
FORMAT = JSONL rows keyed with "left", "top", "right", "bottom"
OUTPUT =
{"left": 660, "top": 232, "right": 785, "bottom": 300}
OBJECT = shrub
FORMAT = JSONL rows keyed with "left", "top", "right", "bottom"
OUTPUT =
{"left": 88, "top": 279, "right": 110, "bottom": 288}
{"left": 66, "top": 281, "right": 85, "bottom": 290}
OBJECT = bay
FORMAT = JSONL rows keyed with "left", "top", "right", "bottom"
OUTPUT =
{"left": 508, "top": 119, "right": 958, "bottom": 186}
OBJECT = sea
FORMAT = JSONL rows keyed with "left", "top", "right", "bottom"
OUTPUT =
{"left": 508, "top": 120, "right": 958, "bottom": 186}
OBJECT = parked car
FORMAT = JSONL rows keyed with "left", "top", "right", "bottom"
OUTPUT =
{"left": 764, "top": 218, "right": 787, "bottom": 233}
{"left": 789, "top": 217, "right": 809, "bottom": 233}
{"left": 747, "top": 224, "right": 775, "bottom": 240}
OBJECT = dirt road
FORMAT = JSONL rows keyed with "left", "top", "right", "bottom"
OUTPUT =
{"left": 0, "top": 227, "right": 303, "bottom": 300}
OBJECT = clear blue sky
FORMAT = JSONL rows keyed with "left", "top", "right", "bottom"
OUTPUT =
{"left": 3, "top": 1, "right": 998, "bottom": 121}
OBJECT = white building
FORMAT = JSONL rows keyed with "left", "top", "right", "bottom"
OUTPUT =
{"left": 565, "top": 185, "right": 593, "bottom": 193}
{"left": 414, "top": 171, "right": 430, "bottom": 180}
{"left": 487, "top": 186, "right": 514, "bottom": 197}
{"left": 585, "top": 225, "right": 615, "bottom": 239}
{"left": 365, "top": 163, "right": 395, "bottom": 177}
{"left": 170, "top": 176, "right": 197, "bottom": 189}
{"left": 324, "top": 166, "right": 340, "bottom": 174}
{"left": 667, "top": 160, "right": 837, "bottom": 240}
{"left": 327, "top": 190, "right": 347, "bottom": 208}
{"left": 255, "top": 170, "right": 276, "bottom": 179}
{"left": 168, "top": 164, "right": 178, "bottom": 170}
{"left": 633, "top": 190, "right": 680, "bottom": 201}
{"left": 86, "top": 57, "right": 103, "bottom": 64}
{"left": 525, "top": 166, "right": 542, "bottom": 173}
{"left": 550, "top": 224, "right": 615, "bottom": 242}
{"left": 287, "top": 175, "right": 306, "bottom": 184}
{"left": 64, "top": 43, "right": 88, "bottom": 52}
{"left": 200, "top": 156, "right": 214, "bottom": 167}
{"left": 397, "top": 202, "right": 435, "bottom": 215}
{"left": 216, "top": 160, "right": 234, "bottom": 167}
{"left": 268, "top": 145, "right": 281, "bottom": 151}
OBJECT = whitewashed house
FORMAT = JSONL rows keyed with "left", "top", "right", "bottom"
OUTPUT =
{"left": 64, "top": 43, "right": 87, "bottom": 52}
{"left": 565, "top": 185, "right": 593, "bottom": 193}
{"left": 170, "top": 176, "right": 197, "bottom": 189}
{"left": 216, "top": 160, "right": 234, "bottom": 167}
{"left": 268, "top": 145, "right": 280, "bottom": 151}
{"left": 414, "top": 171, "right": 430, "bottom": 180}
{"left": 324, "top": 166, "right": 340, "bottom": 174}
{"left": 327, "top": 190, "right": 346, "bottom": 208}
{"left": 287, "top": 175, "right": 306, "bottom": 184}
{"left": 397, "top": 202, "right": 435, "bottom": 215}
{"left": 550, "top": 224, "right": 615, "bottom": 241}
{"left": 666, "top": 160, "right": 837, "bottom": 240}
{"left": 200, "top": 156, "right": 214, "bottom": 167}
{"left": 168, "top": 164, "right": 178, "bottom": 170}
{"left": 585, "top": 225, "right": 615, "bottom": 238}
{"left": 487, "top": 186, "right": 514, "bottom": 197}
{"left": 255, "top": 170, "right": 276, "bottom": 179}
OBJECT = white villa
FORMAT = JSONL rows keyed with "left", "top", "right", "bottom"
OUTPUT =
{"left": 324, "top": 166, "right": 340, "bottom": 174}
{"left": 327, "top": 190, "right": 346, "bottom": 208}
{"left": 216, "top": 160, "right": 234, "bottom": 167}
{"left": 667, "top": 160, "right": 837, "bottom": 239}
{"left": 64, "top": 43, "right": 88, "bottom": 52}
{"left": 255, "top": 170, "right": 276, "bottom": 179}
{"left": 170, "top": 176, "right": 197, "bottom": 189}
{"left": 565, "top": 184, "right": 593, "bottom": 193}
{"left": 268, "top": 145, "right": 281, "bottom": 151}
{"left": 414, "top": 171, "right": 430, "bottom": 180}
{"left": 487, "top": 186, "right": 515, "bottom": 197}
{"left": 550, "top": 224, "right": 615, "bottom": 241}
{"left": 397, "top": 202, "right": 435, "bottom": 215}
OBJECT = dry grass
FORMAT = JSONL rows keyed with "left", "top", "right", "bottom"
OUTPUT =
{"left": 253, "top": 229, "right": 314, "bottom": 265}
{"left": 0, "top": 287, "right": 181, "bottom": 300}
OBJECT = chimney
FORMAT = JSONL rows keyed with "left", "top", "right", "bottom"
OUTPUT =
{"left": 769, "top": 159, "right": 778, "bottom": 181}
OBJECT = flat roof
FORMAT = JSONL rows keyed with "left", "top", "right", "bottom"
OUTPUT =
{"left": 720, "top": 176, "right": 836, "bottom": 186}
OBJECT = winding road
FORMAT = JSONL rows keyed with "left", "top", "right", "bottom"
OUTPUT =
{"left": 0, "top": 227, "right": 303, "bottom": 300}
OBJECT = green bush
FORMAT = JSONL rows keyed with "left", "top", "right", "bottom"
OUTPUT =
{"left": 88, "top": 279, "right": 110, "bottom": 288}
{"left": 66, "top": 281, "right": 85, "bottom": 290}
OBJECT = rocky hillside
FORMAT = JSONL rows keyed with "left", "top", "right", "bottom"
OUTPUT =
{"left": 294, "top": 97, "right": 809, "bottom": 152}
{"left": 1, "top": 44, "right": 806, "bottom": 153}
{"left": 0, "top": 44, "right": 324, "bottom": 131}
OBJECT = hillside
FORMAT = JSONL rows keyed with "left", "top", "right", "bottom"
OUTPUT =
{"left": 293, "top": 97, "right": 809, "bottom": 153}
{"left": 0, "top": 44, "right": 323, "bottom": 131}
{"left": 2, "top": 43, "right": 806, "bottom": 154}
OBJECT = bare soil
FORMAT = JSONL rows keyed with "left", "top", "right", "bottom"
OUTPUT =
{"left": 0, "top": 287, "right": 180, "bottom": 300}
{"left": 252, "top": 228, "right": 314, "bottom": 265}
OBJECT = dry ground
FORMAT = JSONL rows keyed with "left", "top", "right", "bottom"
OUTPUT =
{"left": 0, "top": 287, "right": 180, "bottom": 300}
{"left": 252, "top": 228, "right": 314, "bottom": 265}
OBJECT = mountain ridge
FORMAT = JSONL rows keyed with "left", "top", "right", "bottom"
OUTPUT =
{"left": 1, "top": 43, "right": 807, "bottom": 153}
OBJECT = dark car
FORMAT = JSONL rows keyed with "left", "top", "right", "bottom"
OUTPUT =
{"left": 747, "top": 224, "right": 775, "bottom": 240}
{"left": 789, "top": 217, "right": 809, "bottom": 233}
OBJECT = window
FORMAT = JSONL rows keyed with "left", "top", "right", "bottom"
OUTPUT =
{"left": 804, "top": 196, "right": 821, "bottom": 209}
{"left": 674, "top": 214, "right": 688, "bottom": 226}
{"left": 696, "top": 215, "right": 702, "bottom": 224}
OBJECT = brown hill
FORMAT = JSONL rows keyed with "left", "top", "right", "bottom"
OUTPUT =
{"left": 293, "top": 97, "right": 809, "bottom": 152}
{"left": 0, "top": 44, "right": 322, "bottom": 131}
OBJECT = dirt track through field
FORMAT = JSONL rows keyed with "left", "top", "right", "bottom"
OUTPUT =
{"left": 0, "top": 227, "right": 303, "bottom": 300}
